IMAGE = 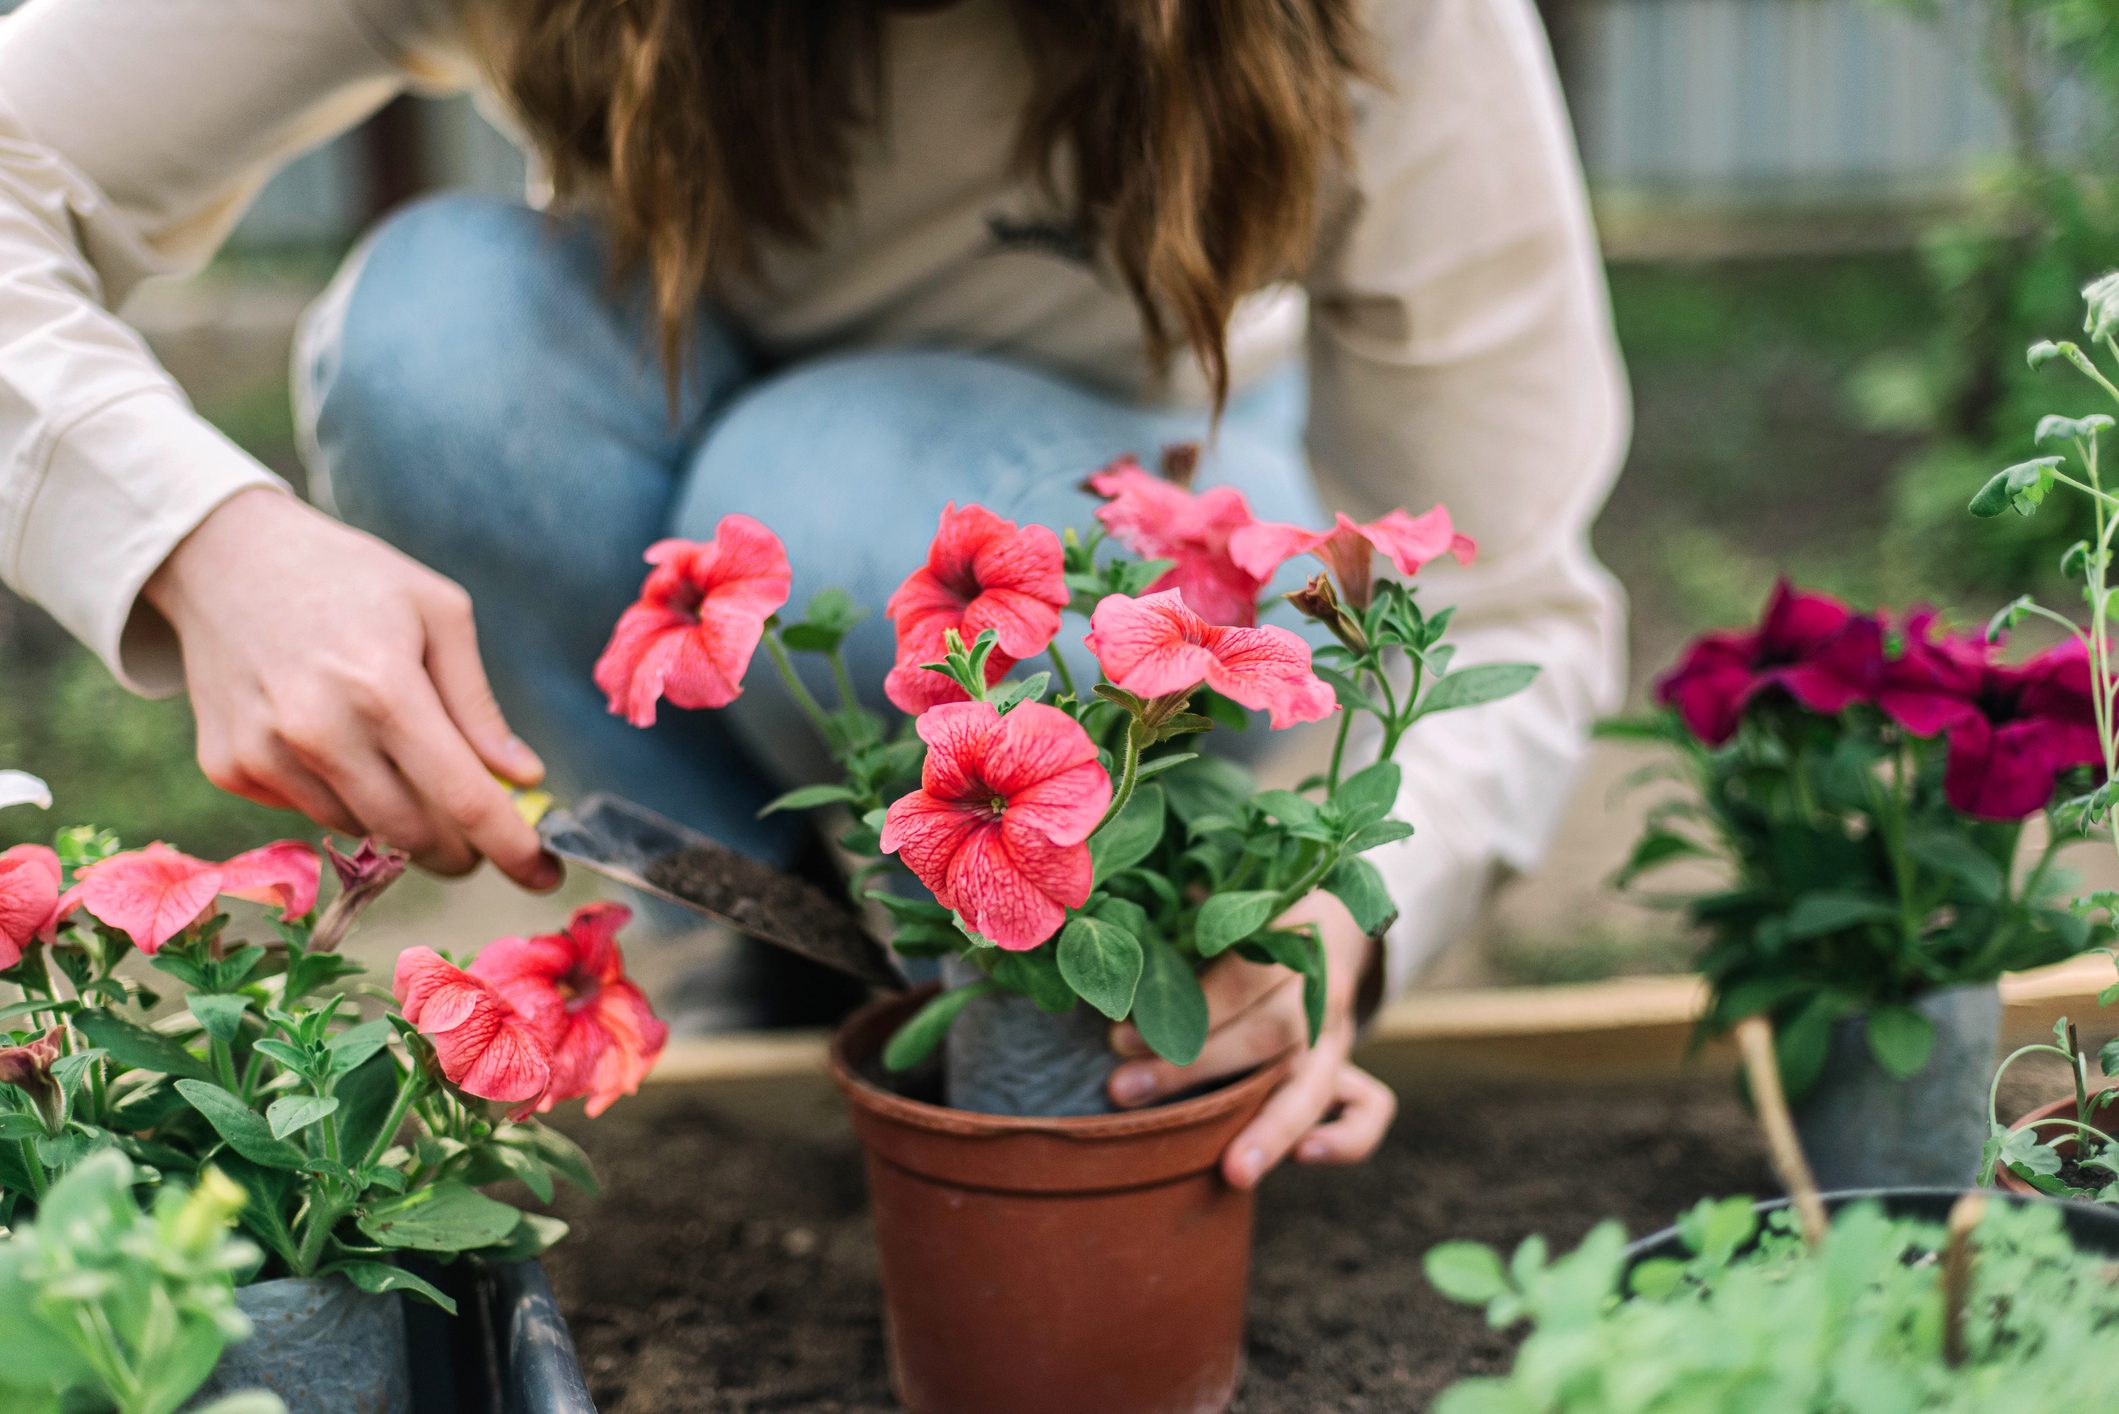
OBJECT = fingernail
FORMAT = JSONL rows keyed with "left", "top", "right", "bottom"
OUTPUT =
{"left": 1231, "top": 1146, "right": 1267, "bottom": 1187}
{"left": 1298, "top": 1139, "right": 1328, "bottom": 1163}
{"left": 1110, "top": 1066, "right": 1156, "bottom": 1105}
{"left": 531, "top": 852, "right": 563, "bottom": 890}
{"left": 506, "top": 736, "right": 545, "bottom": 779}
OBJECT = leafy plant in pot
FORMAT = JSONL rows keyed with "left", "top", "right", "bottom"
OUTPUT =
{"left": 0, "top": 776, "right": 665, "bottom": 1414}
{"left": 1978, "top": 960, "right": 2119, "bottom": 1202}
{"left": 1605, "top": 582, "right": 2106, "bottom": 1189}
{"left": 590, "top": 452, "right": 1533, "bottom": 1414}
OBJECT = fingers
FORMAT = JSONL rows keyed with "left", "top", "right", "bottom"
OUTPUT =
{"left": 1219, "top": 1028, "right": 1394, "bottom": 1190}
{"left": 419, "top": 582, "right": 545, "bottom": 786}
{"left": 1108, "top": 973, "right": 1304, "bottom": 1108}
{"left": 376, "top": 678, "right": 559, "bottom": 890}
{"left": 1292, "top": 1065, "right": 1397, "bottom": 1167}
{"left": 1110, "top": 952, "right": 1288, "bottom": 1057}
{"left": 198, "top": 719, "right": 363, "bottom": 836}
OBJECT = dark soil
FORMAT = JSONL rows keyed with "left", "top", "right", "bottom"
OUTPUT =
{"left": 643, "top": 843, "right": 894, "bottom": 990}
{"left": 543, "top": 1074, "right": 1774, "bottom": 1412}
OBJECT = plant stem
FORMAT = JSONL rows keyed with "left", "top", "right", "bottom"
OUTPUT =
{"left": 16, "top": 1137, "right": 46, "bottom": 1200}
{"left": 293, "top": 1191, "right": 349, "bottom": 1277}
{"left": 1987, "top": 1042, "right": 2074, "bottom": 1127}
{"left": 1046, "top": 644, "right": 1078, "bottom": 699}
{"left": 1325, "top": 708, "right": 1354, "bottom": 791}
{"left": 762, "top": 630, "right": 836, "bottom": 741}
{"left": 826, "top": 645, "right": 860, "bottom": 713}
{"left": 1094, "top": 720, "right": 1146, "bottom": 833}
{"left": 358, "top": 1078, "right": 427, "bottom": 1172}
{"left": 209, "top": 1035, "right": 241, "bottom": 1097}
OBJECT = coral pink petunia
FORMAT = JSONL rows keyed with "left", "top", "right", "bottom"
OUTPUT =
{"left": 1085, "top": 589, "right": 1338, "bottom": 730}
{"left": 61, "top": 840, "right": 322, "bottom": 955}
{"left": 470, "top": 902, "right": 668, "bottom": 1118}
{"left": 884, "top": 504, "right": 1068, "bottom": 713}
{"left": 0, "top": 844, "right": 59, "bottom": 971}
{"left": 392, "top": 946, "right": 553, "bottom": 1106}
{"left": 879, "top": 701, "right": 1112, "bottom": 950}
{"left": 1653, "top": 581, "right": 1885, "bottom": 747}
{"left": 1230, "top": 507, "right": 1475, "bottom": 609}
{"left": 594, "top": 516, "right": 792, "bottom": 727}
{"left": 1086, "top": 456, "right": 1266, "bottom": 627}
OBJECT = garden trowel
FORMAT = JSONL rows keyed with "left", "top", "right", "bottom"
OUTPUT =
{"left": 523, "top": 790, "right": 904, "bottom": 991}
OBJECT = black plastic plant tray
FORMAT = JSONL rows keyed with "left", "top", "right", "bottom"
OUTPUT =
{"left": 1626, "top": 1185, "right": 2119, "bottom": 1265}
{"left": 405, "top": 1259, "right": 597, "bottom": 1414}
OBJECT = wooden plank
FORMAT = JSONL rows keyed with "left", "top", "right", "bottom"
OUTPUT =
{"left": 642, "top": 959, "right": 2119, "bottom": 1097}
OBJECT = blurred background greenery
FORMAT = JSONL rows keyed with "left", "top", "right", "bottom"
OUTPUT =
{"left": 5, "top": 0, "right": 2118, "bottom": 985}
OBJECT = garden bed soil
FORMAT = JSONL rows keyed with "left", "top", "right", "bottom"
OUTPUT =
{"left": 543, "top": 1073, "right": 1776, "bottom": 1412}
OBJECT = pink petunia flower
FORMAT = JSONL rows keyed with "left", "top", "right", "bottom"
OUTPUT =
{"left": 310, "top": 838, "right": 409, "bottom": 955}
{"left": 1084, "top": 589, "right": 1338, "bottom": 730}
{"left": 0, "top": 844, "right": 60, "bottom": 971}
{"left": 594, "top": 516, "right": 793, "bottom": 727}
{"left": 1086, "top": 456, "right": 1266, "bottom": 626}
{"left": 1880, "top": 630, "right": 2104, "bottom": 822}
{"left": 879, "top": 701, "right": 1112, "bottom": 950}
{"left": 1653, "top": 581, "right": 1885, "bottom": 747}
{"left": 61, "top": 840, "right": 322, "bottom": 955}
{"left": 884, "top": 504, "right": 1068, "bottom": 713}
{"left": 1230, "top": 507, "right": 1475, "bottom": 609}
{"left": 392, "top": 946, "right": 553, "bottom": 1106}
{"left": 470, "top": 902, "right": 668, "bottom": 1118}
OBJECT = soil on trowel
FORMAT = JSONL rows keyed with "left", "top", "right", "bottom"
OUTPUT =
{"left": 644, "top": 842, "right": 868, "bottom": 948}
{"left": 543, "top": 1074, "right": 1774, "bottom": 1412}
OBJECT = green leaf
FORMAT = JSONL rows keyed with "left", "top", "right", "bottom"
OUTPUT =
{"left": 521, "top": 1123, "right": 600, "bottom": 1198}
{"left": 1090, "top": 784, "right": 1167, "bottom": 883}
{"left": 332, "top": 1049, "right": 403, "bottom": 1164}
{"left": 1415, "top": 664, "right": 1538, "bottom": 719}
{"left": 1194, "top": 890, "right": 1281, "bottom": 957}
{"left": 1332, "top": 761, "right": 1401, "bottom": 829}
{"left": 186, "top": 992, "right": 252, "bottom": 1045}
{"left": 72, "top": 1010, "right": 211, "bottom": 1082}
{"left": 1903, "top": 830, "right": 2005, "bottom": 902}
{"left": 882, "top": 983, "right": 992, "bottom": 1072}
{"left": 325, "top": 1260, "right": 458, "bottom": 1316}
{"left": 1324, "top": 856, "right": 1398, "bottom": 937}
{"left": 189, "top": 1397, "right": 291, "bottom": 1414}
{"left": 1969, "top": 456, "right": 2061, "bottom": 518}
{"left": 990, "top": 945, "right": 1075, "bottom": 1012}
{"left": 990, "top": 672, "right": 1052, "bottom": 714}
{"left": 1134, "top": 752, "right": 1201, "bottom": 783}
{"left": 1865, "top": 1006, "right": 1937, "bottom": 1081}
{"left": 1424, "top": 1241, "right": 1509, "bottom": 1303}
{"left": 1613, "top": 829, "right": 1710, "bottom": 889}
{"left": 1346, "top": 819, "right": 1415, "bottom": 853}
{"left": 759, "top": 783, "right": 861, "bottom": 817}
{"left": 1253, "top": 790, "right": 1323, "bottom": 829}
{"left": 1131, "top": 938, "right": 1208, "bottom": 1065}
{"left": 216, "top": 1156, "right": 301, "bottom": 1268}
{"left": 2101, "top": 1037, "right": 2119, "bottom": 1079}
{"left": 478, "top": 1211, "right": 571, "bottom": 1264}
{"left": 326, "top": 1018, "right": 393, "bottom": 1074}
{"left": 1243, "top": 928, "right": 1327, "bottom": 1043}
{"left": 357, "top": 1181, "right": 525, "bottom": 1252}
{"left": 1781, "top": 891, "right": 1900, "bottom": 941}
{"left": 174, "top": 1079, "right": 309, "bottom": 1171}
{"left": 1057, "top": 915, "right": 1144, "bottom": 1021}
{"left": 265, "top": 1093, "right": 340, "bottom": 1141}
{"left": 1314, "top": 665, "right": 1385, "bottom": 717}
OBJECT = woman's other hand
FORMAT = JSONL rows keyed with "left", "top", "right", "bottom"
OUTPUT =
{"left": 1106, "top": 891, "right": 1396, "bottom": 1188}
{"left": 145, "top": 488, "right": 558, "bottom": 888}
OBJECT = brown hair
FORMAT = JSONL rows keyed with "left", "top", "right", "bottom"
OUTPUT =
{"left": 474, "top": 0, "right": 1369, "bottom": 408}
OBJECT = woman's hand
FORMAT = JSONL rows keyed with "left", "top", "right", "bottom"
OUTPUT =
{"left": 1106, "top": 891, "right": 1396, "bottom": 1189}
{"left": 145, "top": 488, "right": 559, "bottom": 888}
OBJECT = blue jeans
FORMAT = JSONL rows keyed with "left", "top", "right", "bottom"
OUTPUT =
{"left": 296, "top": 194, "right": 1323, "bottom": 869}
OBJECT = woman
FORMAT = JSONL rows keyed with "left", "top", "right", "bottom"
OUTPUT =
{"left": 0, "top": 0, "right": 1626, "bottom": 1185}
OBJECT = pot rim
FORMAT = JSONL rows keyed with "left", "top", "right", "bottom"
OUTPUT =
{"left": 829, "top": 984, "right": 1296, "bottom": 1141}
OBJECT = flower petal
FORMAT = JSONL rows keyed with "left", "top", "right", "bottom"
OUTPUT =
{"left": 1199, "top": 622, "right": 1338, "bottom": 729}
{"left": 945, "top": 823, "right": 1078, "bottom": 950}
{"left": 1358, "top": 506, "right": 1476, "bottom": 575}
{"left": 217, "top": 840, "right": 322, "bottom": 920}
{"left": 71, "top": 843, "right": 223, "bottom": 954}
{"left": 1227, "top": 520, "right": 1325, "bottom": 582}
{"left": 0, "top": 844, "right": 60, "bottom": 968}
{"left": 879, "top": 791, "right": 989, "bottom": 911}
{"left": 1084, "top": 590, "right": 1216, "bottom": 698}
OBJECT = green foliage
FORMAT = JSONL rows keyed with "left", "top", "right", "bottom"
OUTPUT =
{"left": 1429, "top": 1197, "right": 2119, "bottom": 1412}
{"left": 0, "top": 1152, "right": 281, "bottom": 1414}
{"left": 1611, "top": 694, "right": 2103, "bottom": 1097}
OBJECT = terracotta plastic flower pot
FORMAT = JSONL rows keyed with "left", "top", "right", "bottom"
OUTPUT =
{"left": 1995, "top": 1094, "right": 2113, "bottom": 1198}
{"left": 830, "top": 987, "right": 1294, "bottom": 1414}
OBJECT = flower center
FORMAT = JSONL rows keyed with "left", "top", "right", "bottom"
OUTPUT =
{"left": 556, "top": 970, "right": 600, "bottom": 1013}
{"left": 988, "top": 794, "right": 1007, "bottom": 816}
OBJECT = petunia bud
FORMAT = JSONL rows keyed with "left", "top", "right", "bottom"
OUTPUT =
{"left": 1158, "top": 442, "right": 1201, "bottom": 489}
{"left": 310, "top": 839, "right": 409, "bottom": 954}
{"left": 1285, "top": 573, "right": 1368, "bottom": 653}
{"left": 0, "top": 1025, "right": 65, "bottom": 1132}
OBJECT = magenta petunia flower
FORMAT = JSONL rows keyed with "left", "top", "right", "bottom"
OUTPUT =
{"left": 1889, "top": 635, "right": 2104, "bottom": 822}
{"left": 1086, "top": 456, "right": 1266, "bottom": 626}
{"left": 884, "top": 503, "right": 1069, "bottom": 713}
{"left": 470, "top": 902, "right": 668, "bottom": 1118}
{"left": 60, "top": 840, "right": 321, "bottom": 955}
{"left": 1084, "top": 589, "right": 1337, "bottom": 730}
{"left": 879, "top": 701, "right": 1112, "bottom": 950}
{"left": 393, "top": 945, "right": 553, "bottom": 1107}
{"left": 0, "top": 844, "right": 60, "bottom": 971}
{"left": 594, "top": 516, "right": 792, "bottom": 727}
{"left": 1230, "top": 506, "right": 1475, "bottom": 608}
{"left": 1654, "top": 581, "right": 1885, "bottom": 746}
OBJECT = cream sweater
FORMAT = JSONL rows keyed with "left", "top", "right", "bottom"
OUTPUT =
{"left": 0, "top": 0, "right": 1628, "bottom": 988}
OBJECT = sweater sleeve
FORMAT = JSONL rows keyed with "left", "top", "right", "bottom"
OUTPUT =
{"left": 0, "top": 0, "right": 464, "bottom": 694}
{"left": 1303, "top": 0, "right": 1630, "bottom": 996}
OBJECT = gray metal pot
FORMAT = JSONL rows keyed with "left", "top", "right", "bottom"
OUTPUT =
{"left": 942, "top": 955, "right": 1116, "bottom": 1117}
{"left": 187, "top": 1273, "right": 411, "bottom": 1414}
{"left": 1790, "top": 981, "right": 2001, "bottom": 1191}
